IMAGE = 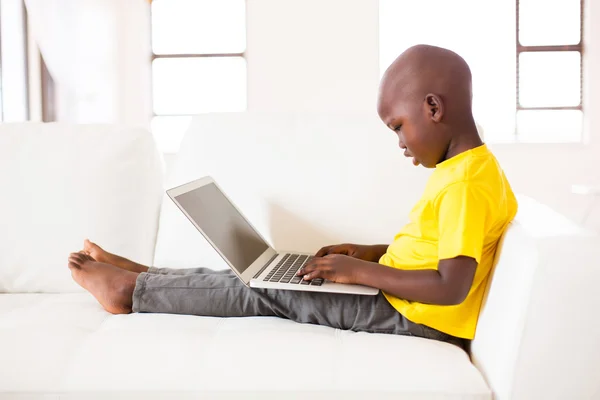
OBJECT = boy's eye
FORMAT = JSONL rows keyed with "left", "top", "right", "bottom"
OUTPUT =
{"left": 393, "top": 125, "right": 402, "bottom": 132}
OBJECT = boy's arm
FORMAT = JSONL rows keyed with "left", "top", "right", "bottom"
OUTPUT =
{"left": 371, "top": 244, "right": 390, "bottom": 259}
{"left": 299, "top": 255, "right": 476, "bottom": 306}
{"left": 357, "top": 257, "right": 477, "bottom": 305}
{"left": 300, "top": 181, "right": 488, "bottom": 305}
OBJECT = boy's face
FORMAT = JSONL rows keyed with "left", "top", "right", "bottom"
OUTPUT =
{"left": 377, "top": 93, "right": 446, "bottom": 169}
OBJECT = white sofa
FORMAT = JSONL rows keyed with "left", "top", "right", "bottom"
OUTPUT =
{"left": 1, "top": 114, "right": 599, "bottom": 399}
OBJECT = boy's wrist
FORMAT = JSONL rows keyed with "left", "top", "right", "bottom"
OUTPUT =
{"left": 354, "top": 261, "right": 382, "bottom": 287}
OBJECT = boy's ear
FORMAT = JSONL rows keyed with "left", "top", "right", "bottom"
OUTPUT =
{"left": 424, "top": 93, "right": 444, "bottom": 123}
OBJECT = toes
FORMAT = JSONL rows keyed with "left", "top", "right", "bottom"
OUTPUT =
{"left": 83, "top": 239, "right": 93, "bottom": 254}
{"left": 68, "top": 261, "right": 80, "bottom": 270}
{"left": 68, "top": 254, "right": 81, "bottom": 265}
{"left": 80, "top": 253, "right": 94, "bottom": 262}
{"left": 70, "top": 252, "right": 94, "bottom": 265}
{"left": 84, "top": 239, "right": 102, "bottom": 255}
{"left": 69, "top": 253, "right": 85, "bottom": 266}
{"left": 68, "top": 253, "right": 83, "bottom": 269}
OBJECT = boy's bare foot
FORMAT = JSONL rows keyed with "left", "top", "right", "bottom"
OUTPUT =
{"left": 83, "top": 239, "right": 149, "bottom": 273}
{"left": 68, "top": 252, "right": 137, "bottom": 314}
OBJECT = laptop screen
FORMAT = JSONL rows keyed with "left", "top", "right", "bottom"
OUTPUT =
{"left": 174, "top": 183, "right": 269, "bottom": 274}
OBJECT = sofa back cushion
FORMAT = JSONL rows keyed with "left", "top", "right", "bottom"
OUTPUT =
{"left": 0, "top": 123, "right": 164, "bottom": 292}
{"left": 153, "top": 112, "right": 431, "bottom": 269}
{"left": 470, "top": 222, "right": 538, "bottom": 398}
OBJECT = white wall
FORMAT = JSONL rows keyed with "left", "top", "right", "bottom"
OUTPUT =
{"left": 114, "top": 1, "right": 152, "bottom": 128}
{"left": 246, "top": 0, "right": 379, "bottom": 113}
{"left": 243, "top": 0, "right": 600, "bottom": 231}
{"left": 43, "top": 0, "right": 599, "bottom": 230}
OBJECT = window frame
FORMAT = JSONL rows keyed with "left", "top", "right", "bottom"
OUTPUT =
{"left": 149, "top": 0, "right": 247, "bottom": 119}
{"left": 515, "top": 0, "right": 584, "bottom": 113}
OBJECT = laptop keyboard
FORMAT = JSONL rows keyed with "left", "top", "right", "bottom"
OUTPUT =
{"left": 262, "top": 254, "right": 324, "bottom": 286}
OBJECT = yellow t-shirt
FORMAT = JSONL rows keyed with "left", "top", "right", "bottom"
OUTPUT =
{"left": 380, "top": 144, "right": 517, "bottom": 339}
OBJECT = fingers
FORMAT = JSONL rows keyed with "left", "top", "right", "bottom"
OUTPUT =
{"left": 297, "top": 257, "right": 330, "bottom": 280}
{"left": 315, "top": 245, "right": 333, "bottom": 257}
{"left": 298, "top": 264, "right": 322, "bottom": 280}
{"left": 302, "top": 269, "right": 324, "bottom": 281}
{"left": 315, "top": 244, "right": 350, "bottom": 257}
{"left": 297, "top": 262, "right": 314, "bottom": 277}
{"left": 297, "top": 257, "right": 315, "bottom": 277}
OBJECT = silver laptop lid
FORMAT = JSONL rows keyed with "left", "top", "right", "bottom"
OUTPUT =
{"left": 167, "top": 177, "right": 277, "bottom": 284}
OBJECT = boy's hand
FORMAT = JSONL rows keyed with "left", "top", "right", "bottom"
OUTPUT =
{"left": 297, "top": 254, "right": 371, "bottom": 284}
{"left": 315, "top": 243, "right": 387, "bottom": 262}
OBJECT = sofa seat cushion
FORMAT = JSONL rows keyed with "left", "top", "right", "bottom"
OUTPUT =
{"left": 0, "top": 293, "right": 490, "bottom": 399}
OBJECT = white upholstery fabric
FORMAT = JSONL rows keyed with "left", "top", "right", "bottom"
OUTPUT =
{"left": 0, "top": 293, "right": 490, "bottom": 399}
{"left": 510, "top": 237, "right": 600, "bottom": 399}
{"left": 0, "top": 123, "right": 164, "bottom": 292}
{"left": 470, "top": 223, "right": 538, "bottom": 399}
{"left": 471, "top": 201, "right": 595, "bottom": 399}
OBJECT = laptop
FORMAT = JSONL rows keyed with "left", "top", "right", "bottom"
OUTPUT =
{"left": 167, "top": 176, "right": 379, "bottom": 295}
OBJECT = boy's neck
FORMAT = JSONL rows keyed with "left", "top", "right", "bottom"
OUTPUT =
{"left": 443, "top": 123, "right": 484, "bottom": 162}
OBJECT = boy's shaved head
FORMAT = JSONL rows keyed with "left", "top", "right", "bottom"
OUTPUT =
{"left": 377, "top": 45, "right": 481, "bottom": 168}
{"left": 379, "top": 45, "right": 473, "bottom": 118}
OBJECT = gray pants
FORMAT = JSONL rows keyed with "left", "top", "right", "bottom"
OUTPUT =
{"left": 132, "top": 267, "right": 465, "bottom": 348}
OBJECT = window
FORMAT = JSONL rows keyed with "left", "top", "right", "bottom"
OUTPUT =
{"left": 379, "top": 0, "right": 584, "bottom": 143}
{"left": 150, "top": 0, "right": 247, "bottom": 153}
{"left": 0, "top": 0, "right": 29, "bottom": 122}
{"left": 517, "top": 0, "right": 583, "bottom": 142}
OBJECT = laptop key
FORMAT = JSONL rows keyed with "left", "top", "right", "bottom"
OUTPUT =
{"left": 263, "top": 255, "right": 293, "bottom": 281}
{"left": 290, "top": 276, "right": 302, "bottom": 284}
{"left": 311, "top": 278, "right": 324, "bottom": 286}
{"left": 300, "top": 279, "right": 310, "bottom": 285}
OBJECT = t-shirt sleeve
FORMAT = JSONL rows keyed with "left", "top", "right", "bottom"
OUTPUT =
{"left": 435, "top": 182, "right": 490, "bottom": 263}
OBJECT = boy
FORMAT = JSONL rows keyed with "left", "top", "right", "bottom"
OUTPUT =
{"left": 69, "top": 45, "right": 517, "bottom": 348}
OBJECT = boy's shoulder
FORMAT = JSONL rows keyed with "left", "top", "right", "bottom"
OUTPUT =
{"left": 427, "top": 146, "right": 504, "bottom": 197}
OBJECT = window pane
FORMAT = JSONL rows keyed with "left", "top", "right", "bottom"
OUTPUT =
{"left": 151, "top": 116, "right": 193, "bottom": 153}
{"left": 519, "top": 51, "right": 580, "bottom": 107}
{"left": 519, "top": 0, "right": 580, "bottom": 46}
{"left": 517, "top": 110, "right": 582, "bottom": 142}
{"left": 152, "top": 57, "right": 246, "bottom": 114}
{"left": 152, "top": 0, "right": 246, "bottom": 55}
{"left": 379, "top": 0, "right": 516, "bottom": 142}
